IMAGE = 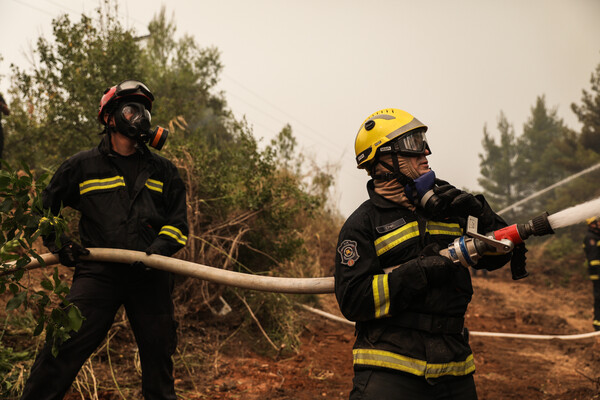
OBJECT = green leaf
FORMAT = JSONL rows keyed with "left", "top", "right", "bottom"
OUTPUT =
{"left": 33, "top": 319, "right": 45, "bottom": 336}
{"left": 40, "top": 279, "right": 54, "bottom": 291}
{"left": 67, "top": 306, "right": 84, "bottom": 331}
{"left": 6, "top": 291, "right": 27, "bottom": 311}
{"left": 0, "top": 175, "right": 11, "bottom": 189}
{"left": 8, "top": 283, "right": 18, "bottom": 295}
{"left": 52, "top": 267, "right": 60, "bottom": 286}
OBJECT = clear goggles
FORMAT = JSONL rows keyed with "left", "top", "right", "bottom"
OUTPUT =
{"left": 380, "top": 129, "right": 431, "bottom": 156}
{"left": 115, "top": 80, "right": 154, "bottom": 101}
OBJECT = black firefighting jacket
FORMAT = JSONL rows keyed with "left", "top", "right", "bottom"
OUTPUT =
{"left": 42, "top": 134, "right": 188, "bottom": 257}
{"left": 584, "top": 228, "right": 600, "bottom": 281}
{"left": 334, "top": 180, "right": 510, "bottom": 382}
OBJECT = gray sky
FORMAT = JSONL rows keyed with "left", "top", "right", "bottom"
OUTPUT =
{"left": 2, "top": 0, "right": 600, "bottom": 218}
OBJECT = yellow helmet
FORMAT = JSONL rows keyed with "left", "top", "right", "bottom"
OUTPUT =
{"left": 354, "top": 108, "right": 428, "bottom": 169}
{"left": 586, "top": 216, "right": 599, "bottom": 225}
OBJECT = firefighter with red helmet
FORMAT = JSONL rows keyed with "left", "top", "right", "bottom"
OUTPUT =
{"left": 584, "top": 216, "right": 600, "bottom": 331}
{"left": 20, "top": 80, "right": 187, "bottom": 400}
{"left": 335, "top": 108, "right": 514, "bottom": 399}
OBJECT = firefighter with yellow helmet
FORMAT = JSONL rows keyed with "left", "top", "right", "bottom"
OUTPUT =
{"left": 583, "top": 216, "right": 600, "bottom": 331}
{"left": 335, "top": 108, "right": 515, "bottom": 399}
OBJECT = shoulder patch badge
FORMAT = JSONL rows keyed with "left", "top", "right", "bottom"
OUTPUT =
{"left": 338, "top": 239, "right": 360, "bottom": 267}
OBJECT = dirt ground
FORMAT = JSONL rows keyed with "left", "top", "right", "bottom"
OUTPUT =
{"left": 3, "top": 264, "right": 600, "bottom": 399}
{"left": 181, "top": 267, "right": 600, "bottom": 400}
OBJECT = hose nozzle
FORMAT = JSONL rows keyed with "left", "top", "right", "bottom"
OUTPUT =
{"left": 493, "top": 211, "right": 555, "bottom": 245}
{"left": 518, "top": 211, "right": 555, "bottom": 240}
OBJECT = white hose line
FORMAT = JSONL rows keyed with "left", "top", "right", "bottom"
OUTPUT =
{"left": 297, "top": 305, "right": 600, "bottom": 340}
{"left": 13, "top": 248, "right": 335, "bottom": 294}
{"left": 497, "top": 161, "right": 600, "bottom": 215}
{"left": 12, "top": 250, "right": 600, "bottom": 340}
{"left": 468, "top": 330, "right": 600, "bottom": 340}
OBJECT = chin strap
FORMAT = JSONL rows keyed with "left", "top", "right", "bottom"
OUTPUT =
{"left": 370, "top": 157, "right": 413, "bottom": 186}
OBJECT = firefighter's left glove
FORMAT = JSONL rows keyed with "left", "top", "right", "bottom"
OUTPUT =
{"left": 433, "top": 183, "right": 483, "bottom": 219}
{"left": 56, "top": 241, "right": 90, "bottom": 268}
{"left": 144, "top": 240, "right": 174, "bottom": 256}
{"left": 145, "top": 243, "right": 163, "bottom": 256}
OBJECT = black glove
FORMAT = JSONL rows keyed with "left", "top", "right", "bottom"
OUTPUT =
{"left": 509, "top": 243, "right": 529, "bottom": 280}
{"left": 417, "top": 243, "right": 457, "bottom": 285}
{"left": 56, "top": 241, "right": 90, "bottom": 268}
{"left": 131, "top": 261, "right": 151, "bottom": 272}
{"left": 145, "top": 242, "right": 163, "bottom": 256}
{"left": 433, "top": 182, "right": 483, "bottom": 218}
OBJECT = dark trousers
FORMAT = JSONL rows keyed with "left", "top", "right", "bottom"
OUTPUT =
{"left": 20, "top": 262, "right": 178, "bottom": 400}
{"left": 350, "top": 369, "right": 478, "bottom": 400}
{"left": 593, "top": 279, "right": 600, "bottom": 330}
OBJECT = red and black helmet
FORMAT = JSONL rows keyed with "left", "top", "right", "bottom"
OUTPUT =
{"left": 98, "top": 80, "right": 154, "bottom": 125}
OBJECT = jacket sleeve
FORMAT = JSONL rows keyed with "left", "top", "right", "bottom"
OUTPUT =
{"left": 334, "top": 213, "right": 427, "bottom": 322}
{"left": 40, "top": 158, "right": 82, "bottom": 252}
{"left": 146, "top": 162, "right": 188, "bottom": 257}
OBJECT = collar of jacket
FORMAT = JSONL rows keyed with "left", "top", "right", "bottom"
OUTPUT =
{"left": 98, "top": 132, "right": 153, "bottom": 161}
{"left": 367, "top": 179, "right": 409, "bottom": 209}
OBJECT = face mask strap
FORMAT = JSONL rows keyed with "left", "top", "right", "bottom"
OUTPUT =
{"left": 370, "top": 156, "right": 413, "bottom": 186}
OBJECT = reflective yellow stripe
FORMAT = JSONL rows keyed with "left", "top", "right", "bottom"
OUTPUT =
{"left": 594, "top": 320, "right": 600, "bottom": 327}
{"left": 590, "top": 260, "right": 600, "bottom": 266}
{"left": 375, "top": 221, "right": 419, "bottom": 256}
{"left": 590, "top": 275, "right": 600, "bottom": 280}
{"left": 79, "top": 176, "right": 125, "bottom": 195}
{"left": 159, "top": 225, "right": 188, "bottom": 245}
{"left": 145, "top": 179, "right": 163, "bottom": 193}
{"left": 353, "top": 349, "right": 475, "bottom": 379}
{"left": 426, "top": 221, "right": 463, "bottom": 236}
{"left": 372, "top": 274, "right": 390, "bottom": 318}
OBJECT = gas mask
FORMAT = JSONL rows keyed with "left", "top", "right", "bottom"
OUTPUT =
{"left": 113, "top": 102, "right": 169, "bottom": 150}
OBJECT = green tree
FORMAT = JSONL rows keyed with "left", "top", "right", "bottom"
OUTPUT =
{"left": 572, "top": 60, "right": 600, "bottom": 154}
{"left": 140, "top": 7, "right": 232, "bottom": 147}
{"left": 6, "top": 8, "right": 145, "bottom": 168}
{"left": 478, "top": 112, "right": 521, "bottom": 212}
{"left": 2, "top": 1, "right": 340, "bottom": 362}
{"left": 0, "top": 165, "right": 83, "bottom": 359}
{"left": 516, "top": 96, "right": 572, "bottom": 191}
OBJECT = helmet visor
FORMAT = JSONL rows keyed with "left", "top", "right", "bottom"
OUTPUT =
{"left": 393, "top": 130, "right": 430, "bottom": 155}
{"left": 116, "top": 80, "right": 155, "bottom": 101}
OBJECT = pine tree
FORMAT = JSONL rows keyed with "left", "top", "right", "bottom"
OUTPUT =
{"left": 478, "top": 112, "right": 521, "bottom": 212}
{"left": 572, "top": 61, "right": 600, "bottom": 154}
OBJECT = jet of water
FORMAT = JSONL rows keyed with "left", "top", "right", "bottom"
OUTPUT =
{"left": 547, "top": 197, "right": 600, "bottom": 230}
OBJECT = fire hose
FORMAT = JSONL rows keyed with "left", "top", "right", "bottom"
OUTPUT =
{"left": 14, "top": 252, "right": 596, "bottom": 340}
{"left": 297, "top": 304, "right": 600, "bottom": 340}
{"left": 4, "top": 212, "right": 558, "bottom": 289}
{"left": 4, "top": 200, "right": 600, "bottom": 338}
{"left": 3, "top": 248, "right": 335, "bottom": 294}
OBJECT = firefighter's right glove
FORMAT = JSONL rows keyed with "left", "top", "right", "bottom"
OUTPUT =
{"left": 433, "top": 182, "right": 483, "bottom": 219}
{"left": 417, "top": 243, "right": 456, "bottom": 286}
{"left": 131, "top": 261, "right": 151, "bottom": 272}
{"left": 56, "top": 241, "right": 90, "bottom": 268}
